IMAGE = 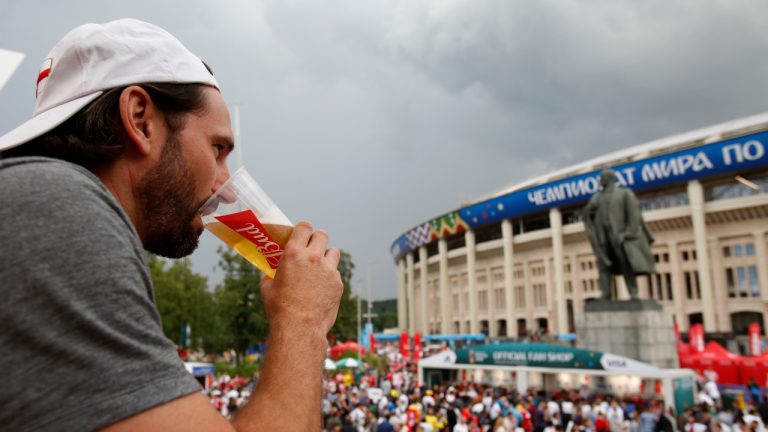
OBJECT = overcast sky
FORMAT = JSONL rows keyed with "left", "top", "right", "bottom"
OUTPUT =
{"left": 2, "top": 1, "right": 768, "bottom": 300}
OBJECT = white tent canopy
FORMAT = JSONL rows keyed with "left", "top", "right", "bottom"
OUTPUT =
{"left": 336, "top": 358, "right": 361, "bottom": 368}
{"left": 418, "top": 343, "right": 696, "bottom": 411}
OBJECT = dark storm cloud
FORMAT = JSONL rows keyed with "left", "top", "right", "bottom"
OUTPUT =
{"left": 2, "top": 1, "right": 767, "bottom": 299}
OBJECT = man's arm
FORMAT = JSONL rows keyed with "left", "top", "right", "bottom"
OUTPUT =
{"left": 102, "top": 221, "right": 343, "bottom": 431}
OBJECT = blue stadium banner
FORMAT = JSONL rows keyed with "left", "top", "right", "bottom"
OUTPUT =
{"left": 392, "top": 130, "right": 768, "bottom": 261}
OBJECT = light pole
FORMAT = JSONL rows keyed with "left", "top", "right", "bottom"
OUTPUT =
{"left": 356, "top": 278, "right": 363, "bottom": 361}
{"left": 232, "top": 103, "right": 244, "bottom": 169}
{"left": 367, "top": 260, "right": 373, "bottom": 326}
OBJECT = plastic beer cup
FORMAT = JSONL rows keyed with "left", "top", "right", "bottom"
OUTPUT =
{"left": 199, "top": 167, "right": 293, "bottom": 278}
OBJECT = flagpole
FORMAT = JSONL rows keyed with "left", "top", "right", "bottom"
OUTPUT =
{"left": 367, "top": 260, "right": 372, "bottom": 326}
{"left": 357, "top": 279, "right": 362, "bottom": 361}
{"left": 233, "top": 103, "right": 243, "bottom": 168}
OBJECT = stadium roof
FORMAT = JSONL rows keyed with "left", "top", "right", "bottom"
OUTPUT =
{"left": 391, "top": 111, "right": 768, "bottom": 261}
{"left": 478, "top": 111, "right": 768, "bottom": 206}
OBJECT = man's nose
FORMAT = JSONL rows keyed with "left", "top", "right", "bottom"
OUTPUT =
{"left": 212, "top": 163, "right": 232, "bottom": 192}
{"left": 212, "top": 167, "right": 237, "bottom": 204}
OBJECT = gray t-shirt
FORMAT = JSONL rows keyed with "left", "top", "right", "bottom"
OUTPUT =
{"left": 0, "top": 157, "right": 200, "bottom": 431}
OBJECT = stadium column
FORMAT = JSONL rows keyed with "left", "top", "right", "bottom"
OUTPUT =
{"left": 465, "top": 229, "right": 479, "bottom": 335}
{"left": 572, "top": 253, "right": 583, "bottom": 317}
{"left": 439, "top": 238, "right": 451, "bottom": 334}
{"left": 569, "top": 252, "right": 581, "bottom": 316}
{"left": 502, "top": 219, "right": 517, "bottom": 339}
{"left": 667, "top": 240, "right": 687, "bottom": 331}
{"left": 419, "top": 246, "right": 429, "bottom": 335}
{"left": 524, "top": 260, "right": 534, "bottom": 333}
{"left": 549, "top": 208, "right": 568, "bottom": 336}
{"left": 489, "top": 287, "right": 497, "bottom": 338}
{"left": 709, "top": 237, "right": 731, "bottom": 332}
{"left": 397, "top": 258, "right": 407, "bottom": 331}
{"left": 406, "top": 252, "right": 416, "bottom": 335}
{"left": 754, "top": 230, "right": 768, "bottom": 328}
{"left": 687, "top": 180, "right": 717, "bottom": 332}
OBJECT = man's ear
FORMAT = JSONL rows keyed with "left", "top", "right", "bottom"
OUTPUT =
{"left": 118, "top": 86, "right": 161, "bottom": 157}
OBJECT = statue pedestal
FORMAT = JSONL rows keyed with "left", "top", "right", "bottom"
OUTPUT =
{"left": 575, "top": 299, "right": 679, "bottom": 368}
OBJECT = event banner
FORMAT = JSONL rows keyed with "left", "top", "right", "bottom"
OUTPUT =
{"left": 459, "top": 131, "right": 768, "bottom": 226}
{"left": 673, "top": 376, "right": 696, "bottom": 411}
{"left": 392, "top": 130, "right": 768, "bottom": 261}
{"left": 455, "top": 343, "right": 660, "bottom": 373}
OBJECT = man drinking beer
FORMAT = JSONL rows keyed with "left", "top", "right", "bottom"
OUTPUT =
{"left": 0, "top": 19, "right": 343, "bottom": 431}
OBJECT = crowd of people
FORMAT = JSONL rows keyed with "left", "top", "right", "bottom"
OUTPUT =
{"left": 200, "top": 354, "right": 768, "bottom": 432}
{"left": 316, "top": 372, "right": 768, "bottom": 432}
{"left": 206, "top": 373, "right": 256, "bottom": 419}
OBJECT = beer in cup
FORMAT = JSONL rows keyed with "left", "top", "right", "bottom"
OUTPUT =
{"left": 199, "top": 167, "right": 293, "bottom": 278}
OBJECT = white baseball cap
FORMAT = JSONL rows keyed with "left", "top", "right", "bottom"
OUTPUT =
{"left": 0, "top": 18, "right": 219, "bottom": 152}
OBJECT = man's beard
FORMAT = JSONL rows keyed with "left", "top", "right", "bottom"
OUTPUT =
{"left": 137, "top": 135, "right": 206, "bottom": 258}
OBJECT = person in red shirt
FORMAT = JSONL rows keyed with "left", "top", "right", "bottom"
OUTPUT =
{"left": 462, "top": 407, "right": 472, "bottom": 421}
{"left": 594, "top": 411, "right": 611, "bottom": 432}
{"left": 520, "top": 406, "right": 534, "bottom": 432}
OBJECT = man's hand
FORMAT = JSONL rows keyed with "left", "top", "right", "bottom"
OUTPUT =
{"left": 101, "top": 221, "right": 344, "bottom": 432}
{"left": 234, "top": 221, "right": 344, "bottom": 431}
{"left": 260, "top": 220, "right": 344, "bottom": 340}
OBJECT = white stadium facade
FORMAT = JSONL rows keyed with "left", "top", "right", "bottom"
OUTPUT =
{"left": 391, "top": 113, "right": 768, "bottom": 350}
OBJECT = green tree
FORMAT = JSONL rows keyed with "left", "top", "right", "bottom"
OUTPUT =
{"left": 331, "top": 250, "right": 358, "bottom": 341}
{"left": 149, "top": 254, "right": 221, "bottom": 352}
{"left": 214, "top": 247, "right": 268, "bottom": 368}
{"left": 208, "top": 247, "right": 359, "bottom": 363}
{"left": 372, "top": 311, "right": 398, "bottom": 332}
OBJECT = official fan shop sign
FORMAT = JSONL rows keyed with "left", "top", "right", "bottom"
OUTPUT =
{"left": 392, "top": 130, "right": 768, "bottom": 261}
{"left": 455, "top": 343, "right": 660, "bottom": 373}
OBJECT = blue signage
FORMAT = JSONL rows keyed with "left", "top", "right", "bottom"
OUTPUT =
{"left": 361, "top": 323, "right": 374, "bottom": 351}
{"left": 190, "top": 365, "right": 216, "bottom": 377}
{"left": 392, "top": 131, "right": 768, "bottom": 261}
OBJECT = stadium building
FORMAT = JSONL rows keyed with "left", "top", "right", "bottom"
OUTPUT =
{"left": 392, "top": 113, "right": 768, "bottom": 350}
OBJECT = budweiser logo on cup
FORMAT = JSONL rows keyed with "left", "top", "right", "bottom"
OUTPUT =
{"left": 200, "top": 167, "right": 293, "bottom": 278}
{"left": 216, "top": 210, "right": 284, "bottom": 269}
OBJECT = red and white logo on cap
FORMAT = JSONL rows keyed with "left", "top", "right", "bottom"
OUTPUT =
{"left": 36, "top": 58, "right": 53, "bottom": 99}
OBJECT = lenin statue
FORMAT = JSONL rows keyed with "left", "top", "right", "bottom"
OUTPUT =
{"left": 583, "top": 169, "right": 655, "bottom": 300}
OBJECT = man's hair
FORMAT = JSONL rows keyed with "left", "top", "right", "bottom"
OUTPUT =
{"left": 3, "top": 83, "right": 209, "bottom": 167}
